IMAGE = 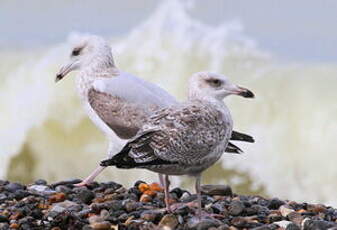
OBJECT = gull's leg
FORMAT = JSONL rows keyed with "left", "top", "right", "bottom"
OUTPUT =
{"left": 195, "top": 174, "right": 202, "bottom": 219}
{"left": 158, "top": 174, "right": 165, "bottom": 187}
{"left": 164, "top": 174, "right": 172, "bottom": 212}
{"left": 74, "top": 166, "right": 106, "bottom": 187}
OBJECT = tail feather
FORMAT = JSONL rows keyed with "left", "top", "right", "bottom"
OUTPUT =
{"left": 231, "top": 130, "right": 255, "bottom": 143}
{"left": 100, "top": 131, "right": 175, "bottom": 168}
{"left": 226, "top": 142, "right": 243, "bottom": 154}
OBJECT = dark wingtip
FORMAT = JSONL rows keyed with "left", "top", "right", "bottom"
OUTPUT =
{"left": 100, "top": 159, "right": 113, "bottom": 167}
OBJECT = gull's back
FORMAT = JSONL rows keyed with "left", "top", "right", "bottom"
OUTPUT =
{"left": 88, "top": 71, "right": 178, "bottom": 140}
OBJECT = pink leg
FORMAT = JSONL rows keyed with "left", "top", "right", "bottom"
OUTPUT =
{"left": 74, "top": 166, "right": 106, "bottom": 187}
{"left": 158, "top": 174, "right": 165, "bottom": 187}
{"left": 195, "top": 174, "right": 202, "bottom": 219}
{"left": 163, "top": 174, "right": 172, "bottom": 212}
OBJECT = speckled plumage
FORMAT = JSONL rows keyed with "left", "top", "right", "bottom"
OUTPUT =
{"left": 57, "top": 35, "right": 254, "bottom": 187}
{"left": 100, "top": 71, "right": 254, "bottom": 216}
{"left": 107, "top": 98, "right": 232, "bottom": 176}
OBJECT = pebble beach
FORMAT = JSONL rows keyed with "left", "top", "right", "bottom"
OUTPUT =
{"left": 0, "top": 179, "right": 336, "bottom": 230}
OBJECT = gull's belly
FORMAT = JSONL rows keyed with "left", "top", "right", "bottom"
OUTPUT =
{"left": 147, "top": 146, "right": 225, "bottom": 176}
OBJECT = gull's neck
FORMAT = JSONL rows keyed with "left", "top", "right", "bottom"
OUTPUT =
{"left": 188, "top": 92, "right": 227, "bottom": 111}
{"left": 76, "top": 60, "right": 119, "bottom": 98}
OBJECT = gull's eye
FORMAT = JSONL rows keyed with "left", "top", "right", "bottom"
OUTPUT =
{"left": 206, "top": 78, "right": 222, "bottom": 87}
{"left": 71, "top": 48, "right": 82, "bottom": 56}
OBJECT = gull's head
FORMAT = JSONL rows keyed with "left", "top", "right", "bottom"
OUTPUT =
{"left": 56, "top": 35, "right": 115, "bottom": 82}
{"left": 189, "top": 72, "right": 254, "bottom": 100}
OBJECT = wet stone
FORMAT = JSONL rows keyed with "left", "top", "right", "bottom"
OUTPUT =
{"left": 0, "top": 216, "right": 8, "bottom": 223}
{"left": 285, "top": 223, "right": 301, "bottom": 230}
{"left": 274, "top": 220, "right": 292, "bottom": 228}
{"left": 28, "top": 185, "right": 55, "bottom": 194}
{"left": 170, "top": 187, "right": 186, "bottom": 199}
{"left": 0, "top": 179, "right": 337, "bottom": 229}
{"left": 303, "top": 219, "right": 337, "bottom": 230}
{"left": 140, "top": 210, "right": 161, "bottom": 222}
{"left": 90, "top": 221, "right": 111, "bottom": 230}
{"left": 76, "top": 188, "right": 95, "bottom": 204}
{"left": 158, "top": 214, "right": 178, "bottom": 230}
{"left": 267, "top": 213, "right": 283, "bottom": 223}
{"left": 50, "top": 179, "right": 82, "bottom": 187}
{"left": 279, "top": 205, "right": 294, "bottom": 217}
{"left": 34, "top": 179, "right": 47, "bottom": 185}
{"left": 287, "top": 211, "right": 303, "bottom": 226}
{"left": 50, "top": 200, "right": 78, "bottom": 213}
{"left": 252, "top": 224, "right": 279, "bottom": 230}
{"left": 0, "top": 194, "right": 7, "bottom": 202}
{"left": 268, "top": 198, "right": 285, "bottom": 210}
{"left": 4, "top": 183, "right": 25, "bottom": 193}
{"left": 201, "top": 185, "right": 233, "bottom": 196}
{"left": 229, "top": 200, "right": 245, "bottom": 216}
{"left": 187, "top": 217, "right": 221, "bottom": 230}
{"left": 55, "top": 185, "right": 72, "bottom": 194}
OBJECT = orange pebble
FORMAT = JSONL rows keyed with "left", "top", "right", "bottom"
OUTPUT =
{"left": 38, "top": 203, "right": 50, "bottom": 210}
{"left": 9, "top": 212, "right": 22, "bottom": 220}
{"left": 144, "top": 190, "right": 156, "bottom": 197}
{"left": 48, "top": 193, "right": 66, "bottom": 203}
{"left": 51, "top": 227, "right": 62, "bottom": 230}
{"left": 88, "top": 213, "right": 97, "bottom": 218}
{"left": 138, "top": 183, "right": 150, "bottom": 193}
{"left": 9, "top": 223, "right": 19, "bottom": 229}
{"left": 150, "top": 183, "right": 163, "bottom": 192}
{"left": 139, "top": 194, "right": 152, "bottom": 203}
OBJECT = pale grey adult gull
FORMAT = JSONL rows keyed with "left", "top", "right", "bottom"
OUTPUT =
{"left": 101, "top": 72, "right": 254, "bottom": 217}
{"left": 55, "top": 35, "right": 254, "bottom": 186}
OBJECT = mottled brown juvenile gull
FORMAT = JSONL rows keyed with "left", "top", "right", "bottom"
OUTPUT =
{"left": 55, "top": 35, "right": 254, "bottom": 186}
{"left": 101, "top": 72, "right": 254, "bottom": 217}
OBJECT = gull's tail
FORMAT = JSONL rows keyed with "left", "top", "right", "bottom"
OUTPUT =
{"left": 230, "top": 130, "right": 255, "bottom": 143}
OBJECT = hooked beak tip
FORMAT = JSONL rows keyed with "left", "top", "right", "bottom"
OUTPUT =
{"left": 55, "top": 74, "right": 63, "bottom": 83}
{"left": 239, "top": 89, "right": 255, "bottom": 98}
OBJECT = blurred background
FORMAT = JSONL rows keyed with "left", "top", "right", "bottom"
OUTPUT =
{"left": 1, "top": 0, "right": 336, "bottom": 205}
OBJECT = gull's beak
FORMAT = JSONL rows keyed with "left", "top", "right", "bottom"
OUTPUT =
{"left": 55, "top": 61, "right": 79, "bottom": 83}
{"left": 230, "top": 85, "right": 255, "bottom": 98}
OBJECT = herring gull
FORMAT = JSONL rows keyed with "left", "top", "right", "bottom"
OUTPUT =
{"left": 55, "top": 35, "right": 254, "bottom": 186}
{"left": 101, "top": 72, "right": 254, "bottom": 217}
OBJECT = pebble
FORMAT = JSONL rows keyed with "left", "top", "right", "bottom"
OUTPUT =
{"left": 140, "top": 210, "right": 160, "bottom": 222}
{"left": 229, "top": 200, "right": 245, "bottom": 216}
{"left": 28, "top": 185, "right": 55, "bottom": 194}
{"left": 0, "top": 179, "right": 336, "bottom": 229}
{"left": 302, "top": 219, "right": 337, "bottom": 230}
{"left": 34, "top": 179, "right": 48, "bottom": 185}
{"left": 90, "top": 221, "right": 111, "bottom": 230}
{"left": 4, "top": 182, "right": 25, "bottom": 192}
{"left": 201, "top": 184, "right": 233, "bottom": 196}
{"left": 268, "top": 198, "right": 285, "bottom": 210}
{"left": 0, "top": 216, "right": 8, "bottom": 223}
{"left": 187, "top": 217, "right": 221, "bottom": 230}
{"left": 50, "top": 200, "right": 78, "bottom": 213}
{"left": 279, "top": 205, "right": 295, "bottom": 217}
{"left": 76, "top": 188, "right": 95, "bottom": 204}
{"left": 287, "top": 211, "right": 303, "bottom": 226}
{"left": 286, "top": 223, "right": 301, "bottom": 230}
{"left": 158, "top": 214, "right": 178, "bottom": 230}
{"left": 50, "top": 179, "right": 82, "bottom": 188}
{"left": 274, "top": 220, "right": 292, "bottom": 228}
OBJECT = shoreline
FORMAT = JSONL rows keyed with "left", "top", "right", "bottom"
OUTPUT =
{"left": 0, "top": 179, "right": 336, "bottom": 230}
